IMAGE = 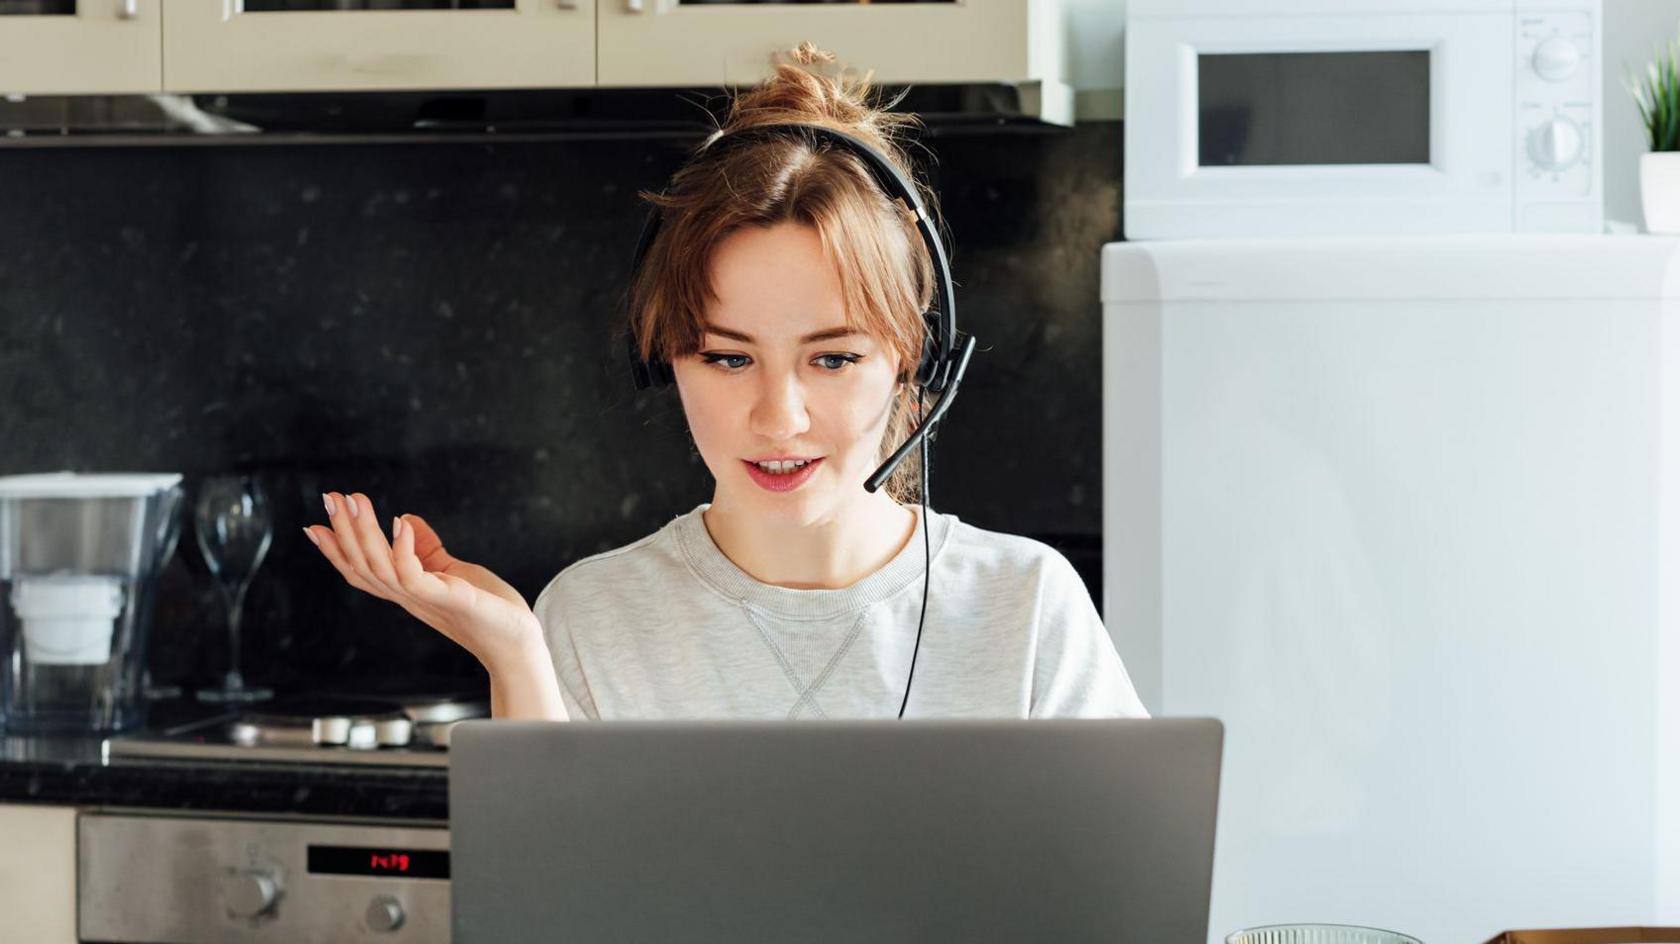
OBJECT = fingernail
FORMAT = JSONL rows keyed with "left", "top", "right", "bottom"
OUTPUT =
{"left": 302, "top": 527, "right": 320, "bottom": 547}
{"left": 322, "top": 493, "right": 335, "bottom": 517}
{"left": 392, "top": 515, "right": 404, "bottom": 539}
{"left": 347, "top": 495, "right": 360, "bottom": 519}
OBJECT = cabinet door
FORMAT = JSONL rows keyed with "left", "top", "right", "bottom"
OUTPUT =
{"left": 0, "top": 803, "right": 77, "bottom": 944}
{"left": 597, "top": 0, "right": 1038, "bottom": 88}
{"left": 0, "top": 1, "right": 162, "bottom": 94}
{"left": 163, "top": 0, "right": 594, "bottom": 93}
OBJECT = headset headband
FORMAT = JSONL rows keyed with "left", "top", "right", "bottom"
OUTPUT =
{"left": 626, "top": 122, "right": 962, "bottom": 394}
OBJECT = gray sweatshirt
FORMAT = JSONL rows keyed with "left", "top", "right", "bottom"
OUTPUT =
{"left": 533, "top": 503, "right": 1150, "bottom": 721}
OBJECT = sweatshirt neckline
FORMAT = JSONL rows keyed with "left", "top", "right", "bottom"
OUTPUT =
{"left": 672, "top": 501, "right": 953, "bottom": 617}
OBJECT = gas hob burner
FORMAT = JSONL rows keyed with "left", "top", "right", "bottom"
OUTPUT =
{"left": 106, "top": 691, "right": 490, "bottom": 768}
{"left": 230, "top": 693, "right": 485, "bottom": 749}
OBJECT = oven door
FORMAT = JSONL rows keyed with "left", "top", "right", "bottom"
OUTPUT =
{"left": 77, "top": 811, "right": 450, "bottom": 943}
{"left": 1123, "top": 1, "right": 1513, "bottom": 239}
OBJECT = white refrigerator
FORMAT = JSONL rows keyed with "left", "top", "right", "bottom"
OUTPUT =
{"left": 1101, "top": 235, "right": 1680, "bottom": 943}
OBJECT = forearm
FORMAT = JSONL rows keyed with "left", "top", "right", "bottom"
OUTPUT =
{"left": 482, "top": 632, "right": 569, "bottom": 721}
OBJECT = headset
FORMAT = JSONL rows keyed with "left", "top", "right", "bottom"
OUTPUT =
{"left": 625, "top": 122, "right": 977, "bottom": 718}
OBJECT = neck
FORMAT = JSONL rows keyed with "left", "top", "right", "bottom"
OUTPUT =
{"left": 702, "top": 492, "right": 919, "bottom": 590}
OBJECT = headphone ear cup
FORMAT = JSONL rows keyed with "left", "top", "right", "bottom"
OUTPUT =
{"left": 914, "top": 327, "right": 937, "bottom": 388}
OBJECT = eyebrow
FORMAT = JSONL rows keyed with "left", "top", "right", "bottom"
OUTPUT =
{"left": 701, "top": 325, "right": 862, "bottom": 344}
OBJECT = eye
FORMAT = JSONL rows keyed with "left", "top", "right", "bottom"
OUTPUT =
{"left": 699, "top": 353, "right": 751, "bottom": 371}
{"left": 815, "top": 354, "right": 862, "bottom": 371}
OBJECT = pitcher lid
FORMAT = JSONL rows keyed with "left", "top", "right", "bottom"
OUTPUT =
{"left": 0, "top": 471, "right": 184, "bottom": 498}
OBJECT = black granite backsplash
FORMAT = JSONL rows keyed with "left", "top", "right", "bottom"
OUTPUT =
{"left": 0, "top": 121, "right": 1123, "bottom": 696}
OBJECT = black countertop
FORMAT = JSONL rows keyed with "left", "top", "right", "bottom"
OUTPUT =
{"left": 0, "top": 700, "right": 449, "bottom": 821}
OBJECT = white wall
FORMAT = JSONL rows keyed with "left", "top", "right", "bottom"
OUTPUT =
{"left": 1066, "top": 0, "right": 1127, "bottom": 93}
{"left": 1077, "top": 0, "right": 1680, "bottom": 228}
{"left": 1603, "top": 1, "right": 1680, "bottom": 228}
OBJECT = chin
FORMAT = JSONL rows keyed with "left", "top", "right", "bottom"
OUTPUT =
{"left": 744, "top": 487, "right": 831, "bottom": 522}
{"left": 724, "top": 474, "right": 850, "bottom": 525}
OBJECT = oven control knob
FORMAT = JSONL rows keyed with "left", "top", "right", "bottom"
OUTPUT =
{"left": 1532, "top": 36, "right": 1582, "bottom": 82}
{"left": 222, "top": 869, "right": 280, "bottom": 919}
{"left": 366, "top": 895, "right": 406, "bottom": 932}
{"left": 1527, "top": 117, "right": 1583, "bottom": 171}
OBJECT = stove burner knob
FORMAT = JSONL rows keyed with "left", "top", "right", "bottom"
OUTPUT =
{"left": 366, "top": 895, "right": 406, "bottom": 932}
{"left": 222, "top": 869, "right": 280, "bottom": 919}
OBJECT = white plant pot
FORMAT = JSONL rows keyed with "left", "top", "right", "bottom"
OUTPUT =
{"left": 1641, "top": 152, "right": 1680, "bottom": 233}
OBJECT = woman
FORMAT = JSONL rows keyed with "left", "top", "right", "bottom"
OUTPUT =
{"left": 302, "top": 43, "right": 1148, "bottom": 723}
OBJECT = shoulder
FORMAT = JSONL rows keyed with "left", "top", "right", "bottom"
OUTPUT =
{"left": 930, "top": 514, "right": 1093, "bottom": 627}
{"left": 935, "top": 513, "right": 1082, "bottom": 590}
{"left": 532, "top": 506, "right": 697, "bottom": 620}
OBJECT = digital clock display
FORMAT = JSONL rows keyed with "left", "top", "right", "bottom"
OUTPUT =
{"left": 307, "top": 845, "right": 450, "bottom": 879}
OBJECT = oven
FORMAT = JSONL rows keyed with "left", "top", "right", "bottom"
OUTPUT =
{"left": 78, "top": 811, "right": 450, "bottom": 943}
{"left": 1122, "top": 0, "right": 1603, "bottom": 239}
{"left": 81, "top": 692, "right": 484, "bottom": 943}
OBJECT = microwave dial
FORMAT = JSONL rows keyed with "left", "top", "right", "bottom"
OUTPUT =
{"left": 1531, "top": 36, "right": 1583, "bottom": 82}
{"left": 1526, "top": 116, "right": 1584, "bottom": 172}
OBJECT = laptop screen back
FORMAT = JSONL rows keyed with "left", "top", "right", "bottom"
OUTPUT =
{"left": 450, "top": 718, "right": 1222, "bottom": 944}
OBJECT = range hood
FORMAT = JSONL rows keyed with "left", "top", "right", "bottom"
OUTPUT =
{"left": 0, "top": 82, "right": 1073, "bottom": 145}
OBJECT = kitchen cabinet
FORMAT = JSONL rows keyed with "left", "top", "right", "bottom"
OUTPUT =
{"left": 162, "top": 0, "right": 594, "bottom": 93}
{"left": 7, "top": 0, "right": 1065, "bottom": 114}
{"left": 595, "top": 0, "right": 1061, "bottom": 89}
{"left": 0, "top": 803, "right": 77, "bottom": 944}
{"left": 0, "top": 1, "right": 162, "bottom": 94}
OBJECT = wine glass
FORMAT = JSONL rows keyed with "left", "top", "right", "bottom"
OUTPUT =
{"left": 193, "top": 474, "right": 274, "bottom": 703}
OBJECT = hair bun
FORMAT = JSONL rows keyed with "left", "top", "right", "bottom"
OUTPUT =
{"left": 717, "top": 41, "right": 920, "bottom": 159}
{"left": 785, "top": 40, "right": 838, "bottom": 69}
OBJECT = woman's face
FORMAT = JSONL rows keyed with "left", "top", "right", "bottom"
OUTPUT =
{"left": 672, "top": 221, "right": 904, "bottom": 525}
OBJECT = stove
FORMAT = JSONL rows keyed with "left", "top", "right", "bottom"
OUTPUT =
{"left": 106, "top": 692, "right": 490, "bottom": 768}
{"left": 79, "top": 810, "right": 453, "bottom": 943}
{"left": 86, "top": 691, "right": 486, "bottom": 942}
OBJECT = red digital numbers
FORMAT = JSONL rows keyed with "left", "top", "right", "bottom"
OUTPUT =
{"left": 368, "top": 852, "right": 411, "bottom": 873}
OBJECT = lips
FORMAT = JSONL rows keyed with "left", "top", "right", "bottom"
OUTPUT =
{"left": 742, "top": 457, "right": 823, "bottom": 493}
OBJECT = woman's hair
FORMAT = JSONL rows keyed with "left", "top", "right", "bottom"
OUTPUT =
{"left": 627, "top": 41, "right": 943, "bottom": 505}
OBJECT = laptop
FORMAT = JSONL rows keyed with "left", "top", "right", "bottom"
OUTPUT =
{"left": 449, "top": 718, "right": 1223, "bottom": 943}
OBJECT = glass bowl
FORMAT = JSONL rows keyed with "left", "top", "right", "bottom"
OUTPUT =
{"left": 1227, "top": 924, "right": 1425, "bottom": 944}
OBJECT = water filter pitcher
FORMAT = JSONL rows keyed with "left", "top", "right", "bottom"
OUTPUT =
{"left": 0, "top": 472, "right": 183, "bottom": 734}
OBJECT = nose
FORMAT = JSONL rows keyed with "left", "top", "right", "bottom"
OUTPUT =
{"left": 748, "top": 366, "right": 811, "bottom": 443}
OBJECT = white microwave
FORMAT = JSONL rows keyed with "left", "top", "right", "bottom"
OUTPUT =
{"left": 1122, "top": 0, "right": 1602, "bottom": 240}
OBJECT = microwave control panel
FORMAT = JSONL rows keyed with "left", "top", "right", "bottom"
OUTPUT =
{"left": 1514, "top": 10, "right": 1599, "bottom": 231}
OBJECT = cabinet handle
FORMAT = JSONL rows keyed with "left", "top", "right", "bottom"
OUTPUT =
{"left": 117, "top": 0, "right": 139, "bottom": 18}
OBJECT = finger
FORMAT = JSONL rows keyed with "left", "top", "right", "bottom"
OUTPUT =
{"left": 326, "top": 491, "right": 396, "bottom": 598}
{"left": 391, "top": 514, "right": 453, "bottom": 606}
{"left": 306, "top": 525, "right": 392, "bottom": 600}
{"left": 347, "top": 492, "right": 404, "bottom": 594}
{"left": 388, "top": 518, "right": 487, "bottom": 648}
{"left": 401, "top": 513, "right": 457, "bottom": 572}
{"left": 323, "top": 491, "right": 373, "bottom": 580}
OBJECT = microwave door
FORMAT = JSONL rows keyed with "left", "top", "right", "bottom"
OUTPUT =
{"left": 1124, "top": 9, "right": 1516, "bottom": 239}
{"left": 1196, "top": 50, "right": 1431, "bottom": 169}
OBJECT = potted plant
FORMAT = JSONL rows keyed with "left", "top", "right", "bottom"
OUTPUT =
{"left": 1632, "top": 34, "right": 1680, "bottom": 233}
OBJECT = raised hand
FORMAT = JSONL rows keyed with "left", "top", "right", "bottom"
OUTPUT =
{"left": 303, "top": 491, "right": 544, "bottom": 673}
